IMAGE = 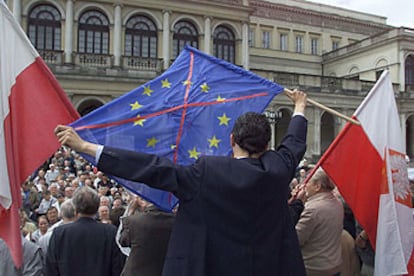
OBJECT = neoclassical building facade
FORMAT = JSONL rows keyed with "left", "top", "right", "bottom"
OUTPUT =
{"left": 6, "top": 0, "right": 414, "bottom": 161}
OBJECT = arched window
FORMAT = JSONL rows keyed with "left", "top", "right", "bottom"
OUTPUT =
{"left": 78, "top": 99, "right": 104, "bottom": 116}
{"left": 28, "top": 4, "right": 61, "bottom": 50}
{"left": 405, "top": 55, "right": 414, "bottom": 90}
{"left": 213, "top": 25, "right": 235, "bottom": 63}
{"left": 78, "top": 10, "right": 109, "bottom": 54}
{"left": 125, "top": 15, "right": 157, "bottom": 58}
{"left": 172, "top": 20, "right": 198, "bottom": 58}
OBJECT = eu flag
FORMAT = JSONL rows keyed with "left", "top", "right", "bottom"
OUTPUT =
{"left": 71, "top": 46, "right": 284, "bottom": 211}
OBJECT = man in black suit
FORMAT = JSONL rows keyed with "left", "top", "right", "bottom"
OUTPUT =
{"left": 44, "top": 186, "right": 124, "bottom": 276}
{"left": 55, "top": 90, "right": 308, "bottom": 276}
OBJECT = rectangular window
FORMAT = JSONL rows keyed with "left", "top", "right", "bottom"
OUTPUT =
{"left": 262, "top": 31, "right": 270, "bottom": 49}
{"left": 150, "top": 37, "right": 157, "bottom": 58}
{"left": 311, "top": 38, "right": 318, "bottom": 55}
{"left": 78, "top": 30, "right": 85, "bottom": 53}
{"left": 102, "top": 33, "right": 109, "bottom": 54}
{"left": 295, "top": 35, "right": 303, "bottom": 53}
{"left": 45, "top": 26, "right": 53, "bottom": 49}
{"left": 54, "top": 28, "right": 61, "bottom": 49}
{"left": 249, "top": 30, "right": 255, "bottom": 47}
{"left": 94, "top": 32, "right": 101, "bottom": 53}
{"left": 142, "top": 36, "right": 149, "bottom": 57}
{"left": 38, "top": 26, "right": 45, "bottom": 49}
{"left": 280, "top": 33, "right": 288, "bottom": 51}
{"left": 332, "top": 41, "right": 339, "bottom": 50}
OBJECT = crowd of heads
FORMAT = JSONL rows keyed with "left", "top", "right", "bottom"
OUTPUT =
{"left": 20, "top": 147, "right": 134, "bottom": 242}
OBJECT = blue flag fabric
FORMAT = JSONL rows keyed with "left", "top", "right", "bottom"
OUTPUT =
{"left": 70, "top": 46, "right": 284, "bottom": 211}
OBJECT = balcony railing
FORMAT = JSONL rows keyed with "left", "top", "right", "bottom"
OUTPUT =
{"left": 75, "top": 53, "right": 112, "bottom": 67}
{"left": 123, "top": 56, "right": 161, "bottom": 71}
{"left": 38, "top": 50, "right": 63, "bottom": 64}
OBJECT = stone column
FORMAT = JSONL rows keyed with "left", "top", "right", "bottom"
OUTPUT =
{"left": 272, "top": 26, "right": 278, "bottom": 50}
{"left": 270, "top": 123, "right": 276, "bottom": 150}
{"left": 203, "top": 16, "right": 211, "bottom": 54}
{"left": 13, "top": 0, "right": 22, "bottom": 24}
{"left": 64, "top": 0, "right": 74, "bottom": 64}
{"left": 113, "top": 3, "right": 122, "bottom": 67}
{"left": 162, "top": 10, "right": 171, "bottom": 70}
{"left": 400, "top": 113, "right": 407, "bottom": 153}
{"left": 313, "top": 107, "right": 321, "bottom": 156}
{"left": 242, "top": 21, "right": 249, "bottom": 69}
{"left": 399, "top": 51, "right": 406, "bottom": 92}
{"left": 265, "top": 110, "right": 276, "bottom": 150}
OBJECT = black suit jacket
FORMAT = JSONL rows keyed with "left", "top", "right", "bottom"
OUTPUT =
{"left": 119, "top": 206, "right": 175, "bottom": 276}
{"left": 45, "top": 217, "right": 124, "bottom": 276}
{"left": 98, "top": 115, "right": 307, "bottom": 276}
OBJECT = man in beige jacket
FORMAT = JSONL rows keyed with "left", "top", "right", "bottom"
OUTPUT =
{"left": 295, "top": 168, "right": 344, "bottom": 276}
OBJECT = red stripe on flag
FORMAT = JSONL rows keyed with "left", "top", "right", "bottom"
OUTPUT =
{"left": 174, "top": 52, "right": 195, "bottom": 163}
{"left": 319, "top": 122, "right": 384, "bottom": 249}
{"left": 1, "top": 57, "right": 79, "bottom": 267}
{"left": 74, "top": 92, "right": 269, "bottom": 131}
{"left": 8, "top": 57, "right": 79, "bottom": 182}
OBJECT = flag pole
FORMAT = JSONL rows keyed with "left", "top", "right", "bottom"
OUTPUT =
{"left": 284, "top": 88, "right": 360, "bottom": 125}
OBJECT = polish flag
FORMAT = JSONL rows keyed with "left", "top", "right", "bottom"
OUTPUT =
{"left": 0, "top": 2, "right": 79, "bottom": 267}
{"left": 314, "top": 70, "right": 414, "bottom": 275}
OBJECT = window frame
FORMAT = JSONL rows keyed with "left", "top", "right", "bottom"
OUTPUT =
{"left": 213, "top": 25, "right": 235, "bottom": 64}
{"left": 262, "top": 31, "right": 270, "bottom": 49}
{"left": 77, "top": 10, "right": 110, "bottom": 55}
{"left": 280, "top": 33, "right": 288, "bottom": 51}
{"left": 172, "top": 20, "right": 199, "bottom": 58}
{"left": 27, "top": 4, "right": 61, "bottom": 51}
{"left": 125, "top": 15, "right": 158, "bottom": 58}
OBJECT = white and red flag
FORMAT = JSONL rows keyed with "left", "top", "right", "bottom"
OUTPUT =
{"left": 313, "top": 70, "right": 414, "bottom": 275}
{"left": 0, "top": 2, "right": 78, "bottom": 267}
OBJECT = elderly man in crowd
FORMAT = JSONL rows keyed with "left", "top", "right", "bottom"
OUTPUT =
{"left": 45, "top": 186, "right": 124, "bottom": 276}
{"left": 38, "top": 199, "right": 76, "bottom": 257}
{"left": 295, "top": 168, "right": 344, "bottom": 276}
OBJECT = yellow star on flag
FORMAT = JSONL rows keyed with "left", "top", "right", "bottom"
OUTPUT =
{"left": 216, "top": 95, "right": 226, "bottom": 102}
{"left": 161, "top": 79, "right": 171, "bottom": 88}
{"left": 218, "top": 113, "right": 231, "bottom": 126}
{"left": 208, "top": 135, "right": 221, "bottom": 148}
{"left": 188, "top": 147, "right": 201, "bottom": 159}
{"left": 146, "top": 137, "right": 159, "bottom": 148}
{"left": 170, "top": 144, "right": 176, "bottom": 150}
{"left": 130, "top": 101, "right": 143, "bottom": 111}
{"left": 182, "top": 79, "right": 192, "bottom": 86}
{"left": 133, "top": 115, "right": 146, "bottom": 126}
{"left": 200, "top": 82, "right": 210, "bottom": 93}
{"left": 143, "top": 85, "right": 154, "bottom": 96}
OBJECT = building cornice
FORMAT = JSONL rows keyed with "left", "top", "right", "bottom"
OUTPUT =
{"left": 251, "top": 0, "right": 392, "bottom": 35}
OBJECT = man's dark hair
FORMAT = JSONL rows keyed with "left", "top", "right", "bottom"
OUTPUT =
{"left": 72, "top": 186, "right": 100, "bottom": 215}
{"left": 231, "top": 112, "right": 271, "bottom": 155}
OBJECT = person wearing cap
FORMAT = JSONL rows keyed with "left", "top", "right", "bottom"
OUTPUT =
{"left": 45, "top": 164, "right": 60, "bottom": 185}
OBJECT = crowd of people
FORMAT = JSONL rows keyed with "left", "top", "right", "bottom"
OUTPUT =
{"left": 2, "top": 89, "right": 412, "bottom": 276}
{"left": 5, "top": 146, "right": 178, "bottom": 275}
